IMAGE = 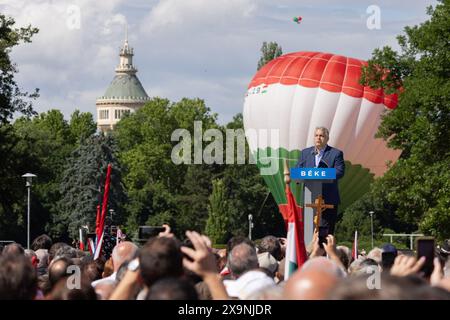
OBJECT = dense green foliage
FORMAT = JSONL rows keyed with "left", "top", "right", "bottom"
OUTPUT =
{"left": 205, "top": 179, "right": 231, "bottom": 244}
{"left": 56, "top": 134, "right": 127, "bottom": 240}
{"left": 337, "top": 0, "right": 450, "bottom": 242}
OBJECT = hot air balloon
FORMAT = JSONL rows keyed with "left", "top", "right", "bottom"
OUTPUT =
{"left": 243, "top": 51, "right": 401, "bottom": 219}
{"left": 293, "top": 16, "right": 302, "bottom": 24}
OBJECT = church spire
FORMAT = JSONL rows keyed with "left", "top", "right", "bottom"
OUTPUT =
{"left": 115, "top": 25, "right": 136, "bottom": 74}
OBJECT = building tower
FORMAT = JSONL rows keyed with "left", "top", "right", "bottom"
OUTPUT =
{"left": 96, "top": 33, "right": 149, "bottom": 132}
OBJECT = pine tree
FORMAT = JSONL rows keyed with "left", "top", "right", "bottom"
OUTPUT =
{"left": 205, "top": 179, "right": 230, "bottom": 244}
{"left": 55, "top": 134, "right": 127, "bottom": 240}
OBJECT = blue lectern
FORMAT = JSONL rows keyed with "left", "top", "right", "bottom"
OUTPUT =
{"left": 290, "top": 168, "right": 336, "bottom": 245}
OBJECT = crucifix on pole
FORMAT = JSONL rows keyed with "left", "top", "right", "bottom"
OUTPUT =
{"left": 305, "top": 195, "right": 334, "bottom": 232}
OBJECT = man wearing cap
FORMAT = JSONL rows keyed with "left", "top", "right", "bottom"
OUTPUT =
{"left": 296, "top": 127, "right": 345, "bottom": 235}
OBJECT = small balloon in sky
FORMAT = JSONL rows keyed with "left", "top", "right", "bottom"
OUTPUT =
{"left": 293, "top": 16, "right": 302, "bottom": 24}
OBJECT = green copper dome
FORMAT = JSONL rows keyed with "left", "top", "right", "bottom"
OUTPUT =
{"left": 100, "top": 74, "right": 149, "bottom": 100}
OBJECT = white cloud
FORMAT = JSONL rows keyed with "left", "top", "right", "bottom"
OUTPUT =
{"left": 1, "top": 0, "right": 129, "bottom": 118}
{"left": 0, "top": 0, "right": 439, "bottom": 124}
{"left": 140, "top": 0, "right": 257, "bottom": 34}
{"left": 101, "top": 14, "right": 127, "bottom": 35}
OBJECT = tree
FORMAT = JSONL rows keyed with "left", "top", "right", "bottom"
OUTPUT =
{"left": 257, "top": 41, "right": 283, "bottom": 70}
{"left": 9, "top": 110, "right": 95, "bottom": 241}
{"left": 56, "top": 134, "right": 127, "bottom": 240}
{"left": 12, "top": 110, "right": 72, "bottom": 238}
{"left": 174, "top": 164, "right": 215, "bottom": 233}
{"left": 69, "top": 109, "right": 97, "bottom": 144}
{"left": 356, "top": 0, "right": 450, "bottom": 239}
{"left": 0, "top": 124, "right": 39, "bottom": 242}
{"left": 221, "top": 114, "right": 284, "bottom": 239}
{"left": 114, "top": 97, "right": 219, "bottom": 237}
{"left": 0, "top": 15, "right": 38, "bottom": 243}
{"left": 205, "top": 179, "right": 230, "bottom": 244}
{"left": 0, "top": 14, "right": 39, "bottom": 124}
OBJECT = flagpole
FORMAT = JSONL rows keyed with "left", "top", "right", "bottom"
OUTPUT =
{"left": 79, "top": 228, "right": 83, "bottom": 251}
{"left": 283, "top": 159, "right": 291, "bottom": 185}
{"left": 98, "top": 164, "right": 112, "bottom": 238}
{"left": 95, "top": 164, "right": 112, "bottom": 259}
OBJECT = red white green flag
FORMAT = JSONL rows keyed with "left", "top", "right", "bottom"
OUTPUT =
{"left": 284, "top": 184, "right": 308, "bottom": 279}
{"left": 351, "top": 230, "right": 358, "bottom": 261}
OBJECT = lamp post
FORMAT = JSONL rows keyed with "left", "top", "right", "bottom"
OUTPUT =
{"left": 369, "top": 211, "right": 374, "bottom": 249}
{"left": 109, "top": 209, "right": 115, "bottom": 224}
{"left": 22, "top": 173, "right": 36, "bottom": 249}
{"left": 248, "top": 214, "right": 253, "bottom": 240}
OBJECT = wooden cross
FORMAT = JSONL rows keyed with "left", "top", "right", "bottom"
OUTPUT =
{"left": 305, "top": 195, "right": 334, "bottom": 232}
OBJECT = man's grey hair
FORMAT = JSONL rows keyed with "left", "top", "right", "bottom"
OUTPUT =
{"left": 2, "top": 242, "right": 24, "bottom": 256}
{"left": 301, "top": 256, "right": 347, "bottom": 278}
{"left": 53, "top": 246, "right": 78, "bottom": 261}
{"left": 315, "top": 127, "right": 329, "bottom": 139}
{"left": 111, "top": 241, "right": 138, "bottom": 271}
{"left": 228, "top": 242, "right": 259, "bottom": 278}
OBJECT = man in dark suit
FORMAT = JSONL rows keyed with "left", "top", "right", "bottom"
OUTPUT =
{"left": 296, "top": 127, "right": 345, "bottom": 235}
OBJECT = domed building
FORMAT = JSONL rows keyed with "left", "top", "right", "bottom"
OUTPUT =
{"left": 96, "top": 36, "right": 150, "bottom": 132}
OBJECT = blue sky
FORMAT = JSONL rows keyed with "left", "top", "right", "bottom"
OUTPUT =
{"left": 1, "top": 0, "right": 438, "bottom": 124}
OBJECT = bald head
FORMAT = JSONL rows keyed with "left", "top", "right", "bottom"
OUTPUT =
{"left": 3, "top": 243, "right": 24, "bottom": 256}
{"left": 284, "top": 257, "right": 344, "bottom": 300}
{"left": 49, "top": 257, "right": 71, "bottom": 287}
{"left": 111, "top": 241, "right": 138, "bottom": 272}
{"left": 301, "top": 257, "right": 347, "bottom": 277}
{"left": 228, "top": 243, "right": 258, "bottom": 279}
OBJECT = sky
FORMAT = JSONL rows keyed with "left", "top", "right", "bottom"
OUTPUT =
{"left": 1, "top": 0, "right": 438, "bottom": 124}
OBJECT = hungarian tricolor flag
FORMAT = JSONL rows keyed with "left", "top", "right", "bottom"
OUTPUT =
{"left": 79, "top": 228, "right": 85, "bottom": 251}
{"left": 351, "top": 230, "right": 358, "bottom": 261}
{"left": 283, "top": 184, "right": 308, "bottom": 279}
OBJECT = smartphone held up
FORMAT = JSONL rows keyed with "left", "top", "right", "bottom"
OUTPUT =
{"left": 416, "top": 237, "right": 435, "bottom": 278}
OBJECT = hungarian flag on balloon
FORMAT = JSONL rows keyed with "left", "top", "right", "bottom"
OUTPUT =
{"left": 283, "top": 184, "right": 308, "bottom": 279}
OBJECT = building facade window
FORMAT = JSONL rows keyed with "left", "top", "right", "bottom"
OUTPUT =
{"left": 99, "top": 110, "right": 109, "bottom": 120}
{"left": 114, "top": 109, "right": 130, "bottom": 119}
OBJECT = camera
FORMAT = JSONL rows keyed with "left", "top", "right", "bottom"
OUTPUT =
{"left": 137, "top": 226, "right": 166, "bottom": 244}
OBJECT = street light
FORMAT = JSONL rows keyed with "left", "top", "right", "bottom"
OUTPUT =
{"left": 248, "top": 214, "right": 253, "bottom": 240}
{"left": 369, "top": 211, "right": 374, "bottom": 249}
{"left": 22, "top": 173, "right": 37, "bottom": 249}
{"left": 109, "top": 209, "right": 115, "bottom": 224}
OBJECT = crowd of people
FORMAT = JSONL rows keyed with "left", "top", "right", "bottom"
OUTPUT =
{"left": 0, "top": 227, "right": 449, "bottom": 300}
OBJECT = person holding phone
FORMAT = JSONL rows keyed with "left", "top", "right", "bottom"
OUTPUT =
{"left": 389, "top": 237, "right": 445, "bottom": 284}
{"left": 296, "top": 127, "right": 345, "bottom": 235}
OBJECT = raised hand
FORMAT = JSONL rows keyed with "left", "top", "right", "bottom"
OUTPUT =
{"left": 390, "top": 255, "right": 425, "bottom": 277}
{"left": 181, "top": 230, "right": 216, "bottom": 277}
{"left": 158, "top": 224, "right": 174, "bottom": 238}
{"left": 323, "top": 234, "right": 337, "bottom": 256}
{"left": 181, "top": 230, "right": 229, "bottom": 300}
